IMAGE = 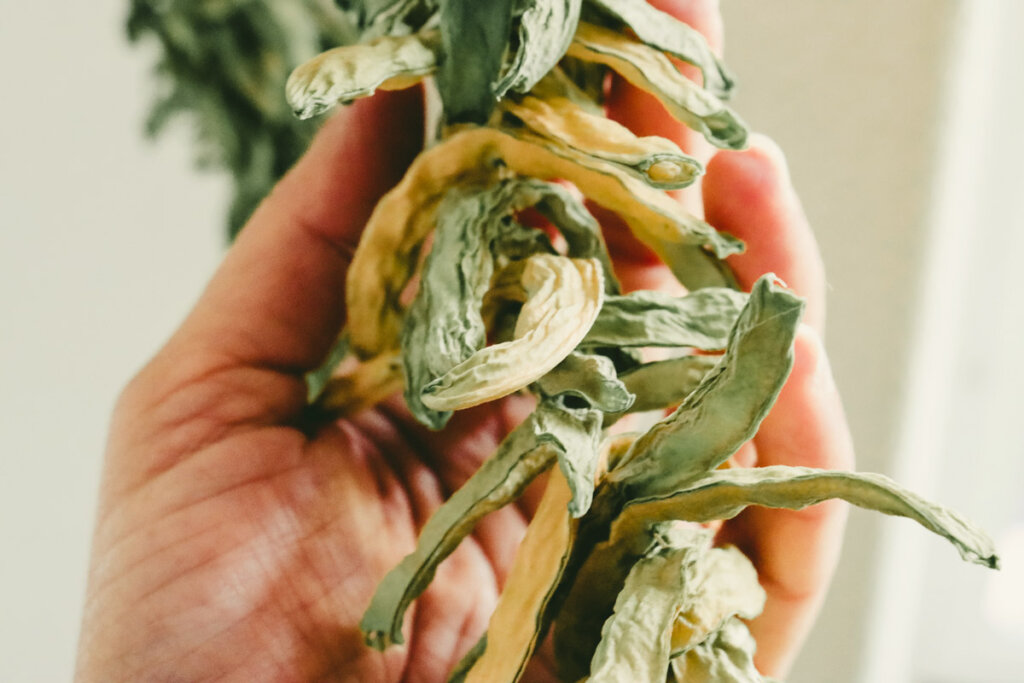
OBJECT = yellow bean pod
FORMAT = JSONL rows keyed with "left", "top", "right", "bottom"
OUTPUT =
{"left": 345, "top": 133, "right": 497, "bottom": 358}
{"left": 465, "top": 468, "right": 576, "bottom": 683}
{"left": 286, "top": 32, "right": 437, "bottom": 119}
{"left": 421, "top": 254, "right": 603, "bottom": 411}
{"left": 494, "top": 129, "right": 735, "bottom": 255}
{"left": 504, "top": 95, "right": 702, "bottom": 189}
{"left": 316, "top": 351, "right": 403, "bottom": 418}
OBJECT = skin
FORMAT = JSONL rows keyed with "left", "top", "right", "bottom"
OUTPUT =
{"left": 76, "top": 1, "right": 854, "bottom": 680}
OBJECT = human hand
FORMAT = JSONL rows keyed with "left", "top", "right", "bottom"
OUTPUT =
{"left": 76, "top": 2, "right": 853, "bottom": 681}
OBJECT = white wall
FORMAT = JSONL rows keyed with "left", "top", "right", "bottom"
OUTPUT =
{"left": 1, "top": 1, "right": 1002, "bottom": 681}
{"left": 0, "top": 3, "right": 226, "bottom": 680}
{"left": 725, "top": 2, "right": 1020, "bottom": 682}
{"left": 866, "top": 2, "right": 1024, "bottom": 681}
{"left": 721, "top": 2, "right": 966, "bottom": 681}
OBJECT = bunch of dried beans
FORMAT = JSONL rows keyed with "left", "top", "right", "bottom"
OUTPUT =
{"left": 277, "top": 1, "right": 998, "bottom": 681}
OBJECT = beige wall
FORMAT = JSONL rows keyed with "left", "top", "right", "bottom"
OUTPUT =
{"left": 0, "top": 3, "right": 227, "bottom": 679}
{"left": 721, "top": 2, "right": 959, "bottom": 681}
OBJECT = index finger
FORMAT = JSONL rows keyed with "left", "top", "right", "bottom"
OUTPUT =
{"left": 702, "top": 135, "right": 827, "bottom": 333}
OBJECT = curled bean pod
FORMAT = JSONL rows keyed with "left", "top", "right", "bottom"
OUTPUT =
{"left": 422, "top": 254, "right": 604, "bottom": 412}
{"left": 286, "top": 32, "right": 438, "bottom": 118}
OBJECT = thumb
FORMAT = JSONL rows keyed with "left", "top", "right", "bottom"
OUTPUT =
{"left": 107, "top": 89, "right": 424, "bottom": 484}
{"left": 171, "top": 87, "right": 425, "bottom": 374}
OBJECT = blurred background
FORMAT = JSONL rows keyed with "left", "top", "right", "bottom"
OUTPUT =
{"left": 1, "top": 1, "right": 1021, "bottom": 680}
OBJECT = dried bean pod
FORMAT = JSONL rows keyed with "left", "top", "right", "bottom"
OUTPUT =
{"left": 568, "top": 22, "right": 747, "bottom": 149}
{"left": 286, "top": 32, "right": 438, "bottom": 118}
{"left": 505, "top": 94, "right": 702, "bottom": 189}
{"left": 421, "top": 254, "right": 604, "bottom": 412}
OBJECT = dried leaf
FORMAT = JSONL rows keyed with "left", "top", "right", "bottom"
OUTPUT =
{"left": 361, "top": 400, "right": 572, "bottom": 649}
{"left": 653, "top": 234, "right": 741, "bottom": 293}
{"left": 496, "top": 127, "right": 741, "bottom": 264}
{"left": 504, "top": 94, "right": 703, "bottom": 189}
{"left": 549, "top": 402, "right": 604, "bottom": 518}
{"left": 497, "top": 0, "right": 583, "bottom": 96}
{"left": 520, "top": 178, "right": 620, "bottom": 294}
{"left": 464, "top": 468, "right": 576, "bottom": 683}
{"left": 470, "top": 176, "right": 620, "bottom": 293}
{"left": 336, "top": 0, "right": 438, "bottom": 39}
{"left": 286, "top": 32, "right": 438, "bottom": 118}
{"left": 670, "top": 545, "right": 766, "bottom": 656}
{"left": 549, "top": 276, "right": 798, "bottom": 677}
{"left": 608, "top": 276, "right": 804, "bottom": 499}
{"left": 612, "top": 465, "right": 1000, "bottom": 569}
{"left": 402, "top": 182, "right": 552, "bottom": 429}
{"left": 421, "top": 254, "right": 604, "bottom": 412}
{"left": 555, "top": 523, "right": 763, "bottom": 681}
{"left": 584, "top": 288, "right": 747, "bottom": 349}
{"left": 492, "top": 221, "right": 559, "bottom": 262}
{"left": 437, "top": 0, "right": 514, "bottom": 123}
{"left": 668, "top": 618, "right": 765, "bottom": 683}
{"left": 535, "top": 352, "right": 635, "bottom": 414}
{"left": 587, "top": 544, "right": 697, "bottom": 682}
{"left": 587, "top": 0, "right": 735, "bottom": 98}
{"left": 553, "top": 523, "right": 709, "bottom": 680}
{"left": 618, "top": 354, "right": 719, "bottom": 414}
{"left": 568, "top": 22, "right": 747, "bottom": 149}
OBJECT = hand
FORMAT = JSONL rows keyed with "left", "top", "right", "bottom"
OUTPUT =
{"left": 76, "top": 1, "right": 853, "bottom": 681}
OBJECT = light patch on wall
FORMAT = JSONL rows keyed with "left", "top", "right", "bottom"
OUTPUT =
{"left": 985, "top": 523, "right": 1024, "bottom": 636}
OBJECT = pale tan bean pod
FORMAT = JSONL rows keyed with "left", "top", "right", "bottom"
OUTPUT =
{"left": 607, "top": 466, "right": 999, "bottom": 569}
{"left": 489, "top": 129, "right": 737, "bottom": 257}
{"left": 421, "top": 254, "right": 603, "bottom": 411}
{"left": 286, "top": 32, "right": 438, "bottom": 119}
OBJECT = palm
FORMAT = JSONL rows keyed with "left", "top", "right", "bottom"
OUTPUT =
{"left": 82, "top": 379, "right": 556, "bottom": 682}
